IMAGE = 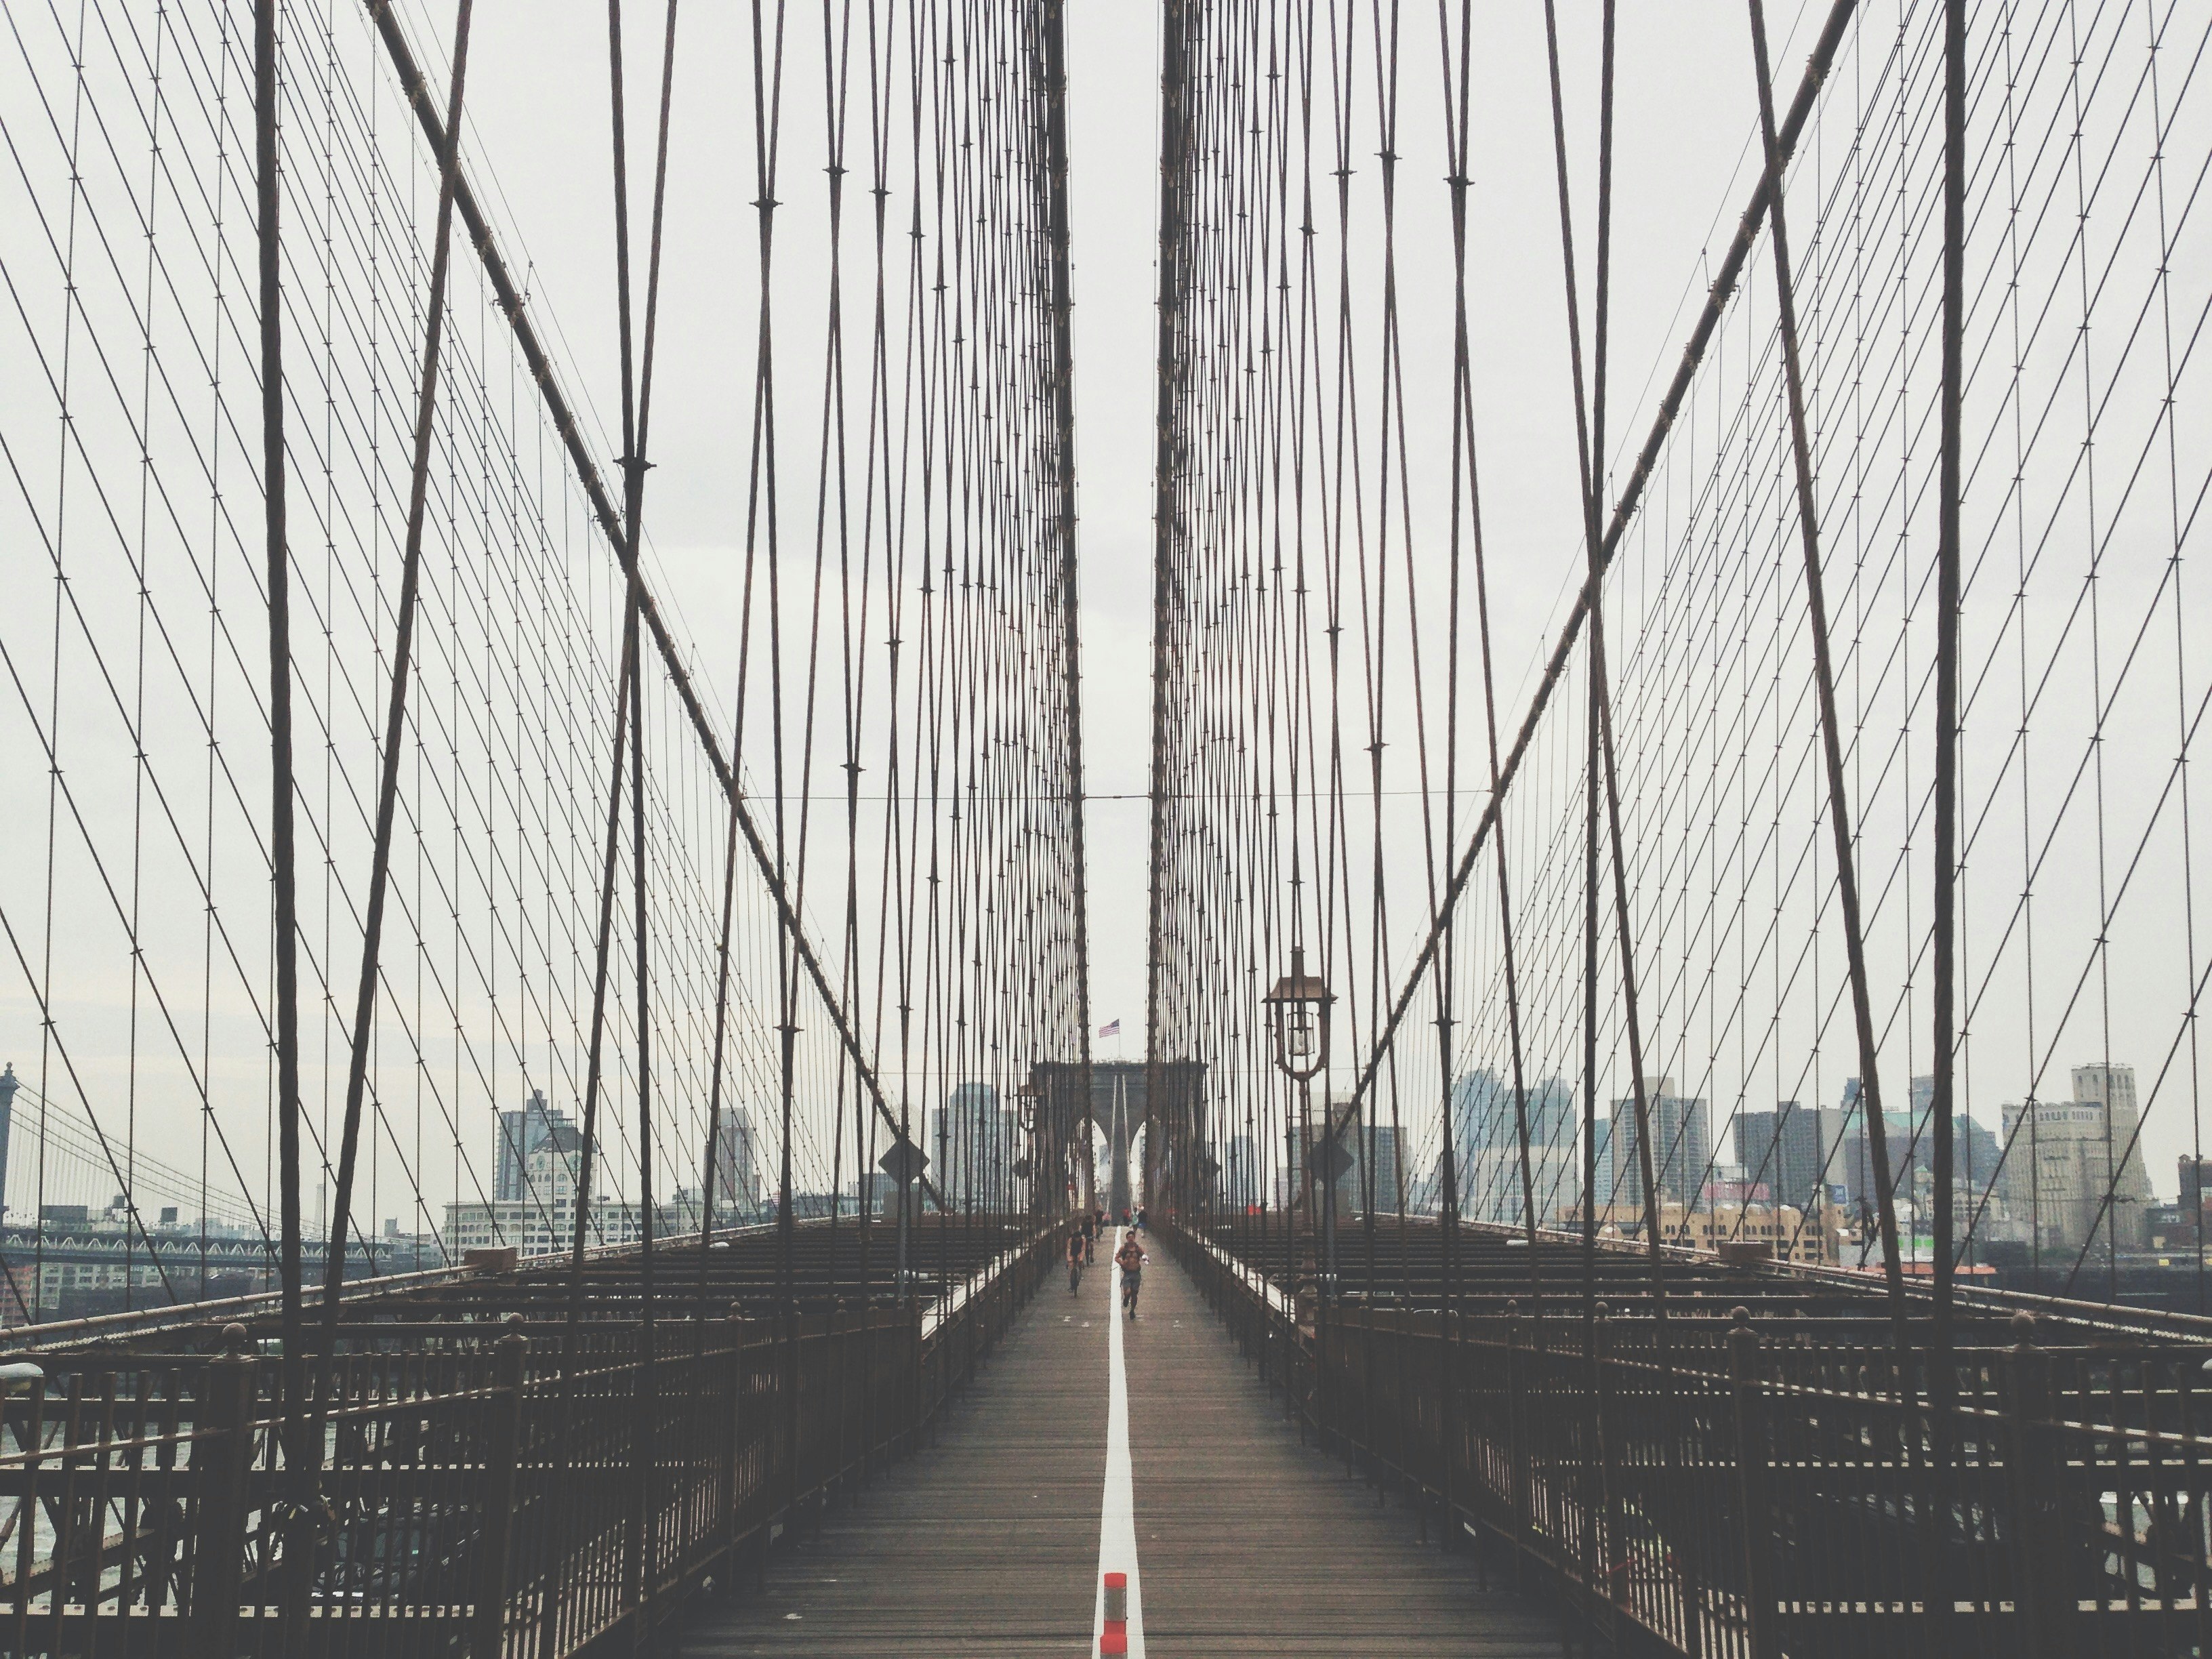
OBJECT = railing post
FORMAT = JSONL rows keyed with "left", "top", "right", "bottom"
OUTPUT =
{"left": 1357, "top": 1303, "right": 1376, "bottom": 1483}
{"left": 828, "top": 1297, "right": 848, "bottom": 1500}
{"left": 726, "top": 1302, "right": 747, "bottom": 1582}
{"left": 190, "top": 1323, "right": 255, "bottom": 1659}
{"left": 1593, "top": 1304, "right": 1625, "bottom": 1611}
{"left": 475, "top": 1314, "right": 527, "bottom": 1659}
{"left": 781, "top": 1308, "right": 801, "bottom": 1528}
{"left": 1295, "top": 1278, "right": 1317, "bottom": 1442}
{"left": 910, "top": 1299, "right": 925, "bottom": 1451}
{"left": 1727, "top": 1308, "right": 1775, "bottom": 1659}
{"left": 1570, "top": 1301, "right": 1598, "bottom": 1635}
{"left": 964, "top": 1262, "right": 978, "bottom": 1384}
{"left": 1507, "top": 1302, "right": 1529, "bottom": 1586}
{"left": 2004, "top": 1313, "right": 2055, "bottom": 1659}
{"left": 1308, "top": 1282, "right": 1322, "bottom": 1447}
{"left": 1437, "top": 1298, "right": 1457, "bottom": 1550}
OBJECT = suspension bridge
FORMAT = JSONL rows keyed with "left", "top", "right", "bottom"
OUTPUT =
{"left": 1, "top": 0, "right": 2208, "bottom": 1653}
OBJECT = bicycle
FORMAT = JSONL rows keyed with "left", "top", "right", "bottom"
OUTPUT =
{"left": 1068, "top": 1258, "right": 1082, "bottom": 1294}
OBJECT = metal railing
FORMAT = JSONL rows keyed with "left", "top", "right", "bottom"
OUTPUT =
{"left": 1162, "top": 1216, "right": 2212, "bottom": 1659}
{"left": 0, "top": 1221, "right": 1062, "bottom": 1656}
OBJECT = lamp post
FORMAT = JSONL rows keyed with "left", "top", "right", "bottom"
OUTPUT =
{"left": 1012, "top": 1082, "right": 1040, "bottom": 1219}
{"left": 1265, "top": 945, "right": 1336, "bottom": 1297}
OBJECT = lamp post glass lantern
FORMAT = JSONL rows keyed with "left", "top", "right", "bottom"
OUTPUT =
{"left": 1263, "top": 945, "right": 1332, "bottom": 1083}
{"left": 1265, "top": 945, "right": 1336, "bottom": 1296}
{"left": 1012, "top": 1083, "right": 1040, "bottom": 1210}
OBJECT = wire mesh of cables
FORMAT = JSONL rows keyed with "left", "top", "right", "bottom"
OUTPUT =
{"left": 1145, "top": 0, "right": 2212, "bottom": 1318}
{"left": 0, "top": 0, "right": 1088, "bottom": 1326}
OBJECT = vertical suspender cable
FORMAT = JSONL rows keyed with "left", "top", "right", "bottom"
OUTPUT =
{"left": 1930, "top": 0, "right": 1968, "bottom": 1369}
{"left": 252, "top": 0, "right": 308, "bottom": 1499}
{"left": 1929, "top": 0, "right": 1970, "bottom": 1601}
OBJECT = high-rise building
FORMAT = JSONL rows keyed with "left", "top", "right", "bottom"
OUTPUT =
{"left": 1224, "top": 1133, "right": 1258, "bottom": 1208}
{"left": 1449, "top": 1070, "right": 1488, "bottom": 1157}
{"left": 1605, "top": 1078, "right": 1710, "bottom": 1210}
{"left": 1828, "top": 1074, "right": 2000, "bottom": 1216}
{"left": 2182, "top": 1154, "right": 2212, "bottom": 1214}
{"left": 712, "top": 1109, "right": 761, "bottom": 1216}
{"left": 933, "top": 1083, "right": 1010, "bottom": 1210}
{"left": 1901, "top": 1074, "right": 1992, "bottom": 1189}
{"left": 1999, "top": 1063, "right": 2156, "bottom": 1257}
{"left": 495, "top": 1090, "right": 567, "bottom": 1203}
{"left": 1824, "top": 1077, "right": 1864, "bottom": 1206}
{"left": 521, "top": 1120, "right": 583, "bottom": 1210}
{"left": 1352, "top": 1123, "right": 1403, "bottom": 1213}
{"left": 1283, "top": 1103, "right": 1363, "bottom": 1216}
{"left": 1410, "top": 1156, "right": 1440, "bottom": 1215}
{"left": 1908, "top": 1073, "right": 1936, "bottom": 1164}
{"left": 1832, "top": 1075, "right": 1919, "bottom": 1221}
{"left": 1453, "top": 1070, "right": 1573, "bottom": 1150}
{"left": 1737, "top": 1103, "right": 1824, "bottom": 1213}
{"left": 2180, "top": 1155, "right": 2212, "bottom": 1253}
{"left": 848, "top": 1171, "right": 901, "bottom": 1216}
{"left": 1841, "top": 1118, "right": 1915, "bottom": 1216}
{"left": 1452, "top": 1070, "right": 1576, "bottom": 1225}
{"left": 445, "top": 1123, "right": 689, "bottom": 1258}
{"left": 1958, "top": 1113, "right": 2000, "bottom": 1195}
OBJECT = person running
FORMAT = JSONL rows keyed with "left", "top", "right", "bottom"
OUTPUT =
{"left": 1115, "top": 1231, "right": 1148, "bottom": 1317}
{"left": 1080, "top": 1210, "right": 1097, "bottom": 1265}
{"left": 1065, "top": 1229, "right": 1084, "bottom": 1294}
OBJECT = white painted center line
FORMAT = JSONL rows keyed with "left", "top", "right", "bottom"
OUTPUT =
{"left": 1092, "top": 1227, "right": 1145, "bottom": 1657}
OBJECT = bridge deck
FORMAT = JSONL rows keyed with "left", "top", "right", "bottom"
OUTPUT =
{"left": 678, "top": 1237, "right": 1561, "bottom": 1656}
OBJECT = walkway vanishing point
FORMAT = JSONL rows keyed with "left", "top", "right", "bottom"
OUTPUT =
{"left": 684, "top": 1228, "right": 1563, "bottom": 1658}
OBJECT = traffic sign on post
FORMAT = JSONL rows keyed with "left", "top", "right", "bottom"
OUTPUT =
{"left": 878, "top": 1136, "right": 929, "bottom": 1185}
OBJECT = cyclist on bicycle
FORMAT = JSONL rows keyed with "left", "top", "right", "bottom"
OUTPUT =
{"left": 1114, "top": 1231, "right": 1148, "bottom": 1317}
{"left": 1066, "top": 1229, "right": 1084, "bottom": 1294}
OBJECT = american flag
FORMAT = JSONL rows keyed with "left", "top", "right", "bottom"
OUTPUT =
{"left": 1098, "top": 1019, "right": 1121, "bottom": 1038}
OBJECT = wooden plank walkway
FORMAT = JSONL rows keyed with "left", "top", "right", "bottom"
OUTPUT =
{"left": 676, "top": 1240, "right": 1561, "bottom": 1657}
{"left": 1126, "top": 1247, "right": 1562, "bottom": 1657}
{"left": 676, "top": 1256, "right": 1109, "bottom": 1655}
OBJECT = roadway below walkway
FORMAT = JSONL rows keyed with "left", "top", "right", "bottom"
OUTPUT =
{"left": 677, "top": 1231, "right": 1561, "bottom": 1657}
